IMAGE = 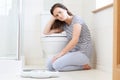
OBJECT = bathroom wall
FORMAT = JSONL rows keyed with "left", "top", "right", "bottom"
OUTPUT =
{"left": 93, "top": 7, "right": 113, "bottom": 72}
{"left": 63, "top": 0, "right": 83, "bottom": 16}
{"left": 96, "top": 0, "right": 113, "bottom": 8}
{"left": 21, "top": 0, "right": 44, "bottom": 69}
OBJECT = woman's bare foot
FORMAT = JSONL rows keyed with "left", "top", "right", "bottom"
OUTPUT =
{"left": 83, "top": 64, "right": 91, "bottom": 70}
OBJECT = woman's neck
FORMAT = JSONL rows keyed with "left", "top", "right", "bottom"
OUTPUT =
{"left": 65, "top": 15, "right": 73, "bottom": 25}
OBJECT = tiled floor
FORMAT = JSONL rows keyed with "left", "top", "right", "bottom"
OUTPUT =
{"left": 0, "top": 60, "right": 112, "bottom": 80}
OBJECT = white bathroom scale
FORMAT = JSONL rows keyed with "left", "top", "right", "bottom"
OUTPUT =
{"left": 20, "top": 70, "right": 59, "bottom": 79}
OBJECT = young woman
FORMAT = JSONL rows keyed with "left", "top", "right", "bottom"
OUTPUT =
{"left": 43, "top": 3, "right": 93, "bottom": 71}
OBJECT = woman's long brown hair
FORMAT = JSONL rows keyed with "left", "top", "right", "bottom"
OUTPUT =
{"left": 50, "top": 3, "right": 73, "bottom": 30}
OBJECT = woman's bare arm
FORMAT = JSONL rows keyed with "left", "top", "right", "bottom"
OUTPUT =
{"left": 43, "top": 16, "right": 63, "bottom": 35}
{"left": 58, "top": 23, "right": 82, "bottom": 57}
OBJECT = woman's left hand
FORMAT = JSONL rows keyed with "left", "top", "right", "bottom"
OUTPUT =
{"left": 52, "top": 54, "right": 62, "bottom": 63}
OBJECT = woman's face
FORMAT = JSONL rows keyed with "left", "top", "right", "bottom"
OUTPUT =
{"left": 53, "top": 7, "right": 68, "bottom": 21}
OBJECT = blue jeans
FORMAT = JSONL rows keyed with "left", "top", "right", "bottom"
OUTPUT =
{"left": 46, "top": 51, "right": 90, "bottom": 71}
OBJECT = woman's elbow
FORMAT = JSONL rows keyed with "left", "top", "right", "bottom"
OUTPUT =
{"left": 43, "top": 29, "right": 50, "bottom": 34}
{"left": 43, "top": 32, "right": 48, "bottom": 35}
{"left": 43, "top": 31, "right": 52, "bottom": 35}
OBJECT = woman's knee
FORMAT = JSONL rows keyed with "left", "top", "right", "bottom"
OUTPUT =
{"left": 46, "top": 58, "right": 55, "bottom": 71}
{"left": 52, "top": 61, "right": 63, "bottom": 71}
